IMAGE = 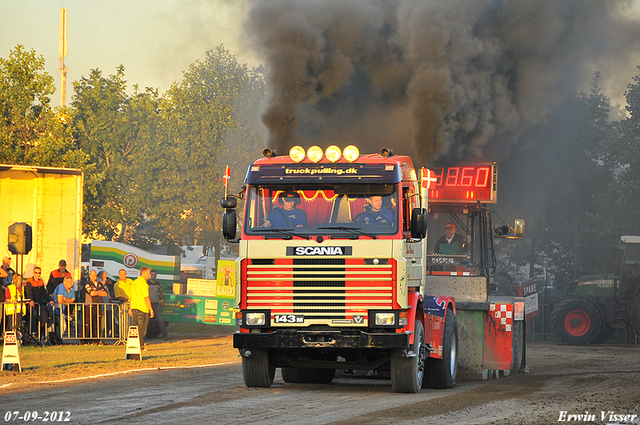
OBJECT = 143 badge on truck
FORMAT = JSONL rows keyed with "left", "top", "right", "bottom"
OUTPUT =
{"left": 274, "top": 314, "right": 304, "bottom": 323}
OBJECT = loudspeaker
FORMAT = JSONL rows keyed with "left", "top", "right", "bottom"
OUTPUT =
{"left": 8, "top": 222, "right": 32, "bottom": 255}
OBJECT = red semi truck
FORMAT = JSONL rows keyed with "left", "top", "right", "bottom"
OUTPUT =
{"left": 221, "top": 146, "right": 525, "bottom": 392}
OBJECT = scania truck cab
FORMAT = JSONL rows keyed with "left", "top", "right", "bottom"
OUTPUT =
{"left": 222, "top": 146, "right": 457, "bottom": 393}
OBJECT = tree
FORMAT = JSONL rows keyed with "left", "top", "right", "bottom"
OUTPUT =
{"left": 604, "top": 66, "right": 640, "bottom": 238}
{"left": 498, "top": 73, "right": 619, "bottom": 287}
{"left": 72, "top": 66, "right": 162, "bottom": 241}
{"left": 142, "top": 46, "right": 265, "bottom": 258}
{"left": 0, "top": 45, "right": 89, "bottom": 170}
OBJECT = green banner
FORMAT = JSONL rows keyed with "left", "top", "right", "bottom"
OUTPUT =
{"left": 162, "top": 294, "right": 235, "bottom": 326}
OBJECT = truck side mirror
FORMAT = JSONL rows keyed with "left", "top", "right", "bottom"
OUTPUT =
{"left": 221, "top": 196, "right": 237, "bottom": 209}
{"left": 410, "top": 208, "right": 427, "bottom": 239}
{"left": 514, "top": 217, "right": 525, "bottom": 238}
{"left": 222, "top": 209, "right": 237, "bottom": 240}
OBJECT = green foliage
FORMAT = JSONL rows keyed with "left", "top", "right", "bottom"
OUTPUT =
{"left": 72, "top": 66, "right": 163, "bottom": 242}
{"left": 604, "top": 66, "right": 640, "bottom": 237}
{"left": 499, "top": 73, "right": 621, "bottom": 287}
{"left": 142, "top": 46, "right": 265, "bottom": 255}
{"left": 0, "top": 45, "right": 89, "bottom": 171}
{"left": 68, "top": 46, "right": 265, "bottom": 256}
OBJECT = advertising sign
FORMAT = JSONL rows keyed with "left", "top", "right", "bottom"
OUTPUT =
{"left": 216, "top": 260, "right": 236, "bottom": 299}
{"left": 162, "top": 295, "right": 235, "bottom": 325}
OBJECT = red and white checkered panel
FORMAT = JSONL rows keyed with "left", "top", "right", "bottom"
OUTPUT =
{"left": 489, "top": 303, "right": 513, "bottom": 332}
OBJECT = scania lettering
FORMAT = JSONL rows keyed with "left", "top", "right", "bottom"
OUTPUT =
{"left": 222, "top": 146, "right": 526, "bottom": 392}
{"left": 289, "top": 246, "right": 350, "bottom": 256}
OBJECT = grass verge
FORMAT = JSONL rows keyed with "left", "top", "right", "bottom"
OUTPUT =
{"left": 0, "top": 325, "right": 240, "bottom": 393}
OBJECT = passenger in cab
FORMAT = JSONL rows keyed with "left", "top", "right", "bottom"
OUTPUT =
{"left": 263, "top": 191, "right": 307, "bottom": 228}
{"left": 433, "top": 222, "right": 467, "bottom": 255}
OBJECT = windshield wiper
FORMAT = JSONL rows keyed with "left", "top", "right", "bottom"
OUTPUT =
{"left": 252, "top": 228, "right": 311, "bottom": 240}
{"left": 318, "top": 226, "right": 378, "bottom": 240}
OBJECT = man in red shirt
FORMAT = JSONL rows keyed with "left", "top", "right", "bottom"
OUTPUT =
{"left": 47, "top": 260, "right": 72, "bottom": 297}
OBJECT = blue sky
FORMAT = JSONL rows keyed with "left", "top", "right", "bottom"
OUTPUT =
{"left": 1, "top": 0, "right": 258, "bottom": 107}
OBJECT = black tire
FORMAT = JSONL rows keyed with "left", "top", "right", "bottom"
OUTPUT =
{"left": 424, "top": 308, "right": 458, "bottom": 389}
{"left": 242, "top": 349, "right": 275, "bottom": 388}
{"left": 391, "top": 320, "right": 426, "bottom": 393}
{"left": 629, "top": 293, "right": 640, "bottom": 340}
{"left": 591, "top": 326, "right": 611, "bottom": 345}
{"left": 511, "top": 319, "right": 524, "bottom": 373}
{"left": 551, "top": 298, "right": 603, "bottom": 345}
{"left": 281, "top": 367, "right": 335, "bottom": 384}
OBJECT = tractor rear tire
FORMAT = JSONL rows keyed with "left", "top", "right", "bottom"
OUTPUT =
{"left": 551, "top": 298, "right": 603, "bottom": 345}
{"left": 391, "top": 320, "right": 426, "bottom": 393}
{"left": 629, "top": 293, "right": 640, "bottom": 339}
{"left": 592, "top": 325, "right": 612, "bottom": 345}
{"left": 424, "top": 308, "right": 458, "bottom": 389}
{"left": 242, "top": 349, "right": 275, "bottom": 388}
{"left": 281, "top": 367, "right": 335, "bottom": 384}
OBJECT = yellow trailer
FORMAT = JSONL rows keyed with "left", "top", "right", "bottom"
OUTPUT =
{"left": 0, "top": 164, "right": 83, "bottom": 282}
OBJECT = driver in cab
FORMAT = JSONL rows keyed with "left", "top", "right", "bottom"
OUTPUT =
{"left": 263, "top": 191, "right": 307, "bottom": 228}
{"left": 356, "top": 196, "right": 393, "bottom": 224}
{"left": 433, "top": 222, "right": 467, "bottom": 255}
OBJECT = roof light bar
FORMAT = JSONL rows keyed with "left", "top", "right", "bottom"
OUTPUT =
{"left": 343, "top": 145, "right": 360, "bottom": 162}
{"left": 285, "top": 145, "right": 361, "bottom": 163}
{"left": 289, "top": 146, "right": 305, "bottom": 163}
{"left": 307, "top": 146, "right": 323, "bottom": 163}
{"left": 325, "top": 145, "right": 342, "bottom": 162}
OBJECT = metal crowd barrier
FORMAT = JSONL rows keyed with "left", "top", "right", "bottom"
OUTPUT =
{"left": 1, "top": 301, "right": 130, "bottom": 346}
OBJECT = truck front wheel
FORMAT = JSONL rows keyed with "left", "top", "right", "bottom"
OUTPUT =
{"left": 551, "top": 298, "right": 603, "bottom": 345}
{"left": 424, "top": 308, "right": 458, "bottom": 388}
{"left": 242, "top": 349, "right": 275, "bottom": 388}
{"left": 390, "top": 320, "right": 426, "bottom": 393}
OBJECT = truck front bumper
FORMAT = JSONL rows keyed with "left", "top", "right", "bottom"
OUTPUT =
{"left": 233, "top": 329, "right": 410, "bottom": 350}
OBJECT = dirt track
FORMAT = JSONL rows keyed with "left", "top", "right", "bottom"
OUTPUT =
{"left": 2, "top": 340, "right": 640, "bottom": 424}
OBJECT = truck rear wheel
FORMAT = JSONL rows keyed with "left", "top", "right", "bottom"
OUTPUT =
{"left": 424, "top": 308, "right": 458, "bottom": 388}
{"left": 630, "top": 293, "right": 640, "bottom": 339}
{"left": 391, "top": 320, "right": 426, "bottom": 393}
{"left": 242, "top": 349, "right": 275, "bottom": 388}
{"left": 281, "top": 367, "right": 335, "bottom": 384}
{"left": 551, "top": 298, "right": 603, "bottom": 345}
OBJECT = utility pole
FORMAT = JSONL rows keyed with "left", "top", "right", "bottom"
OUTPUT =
{"left": 59, "top": 8, "right": 68, "bottom": 107}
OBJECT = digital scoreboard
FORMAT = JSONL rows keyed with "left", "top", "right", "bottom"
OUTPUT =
{"left": 423, "top": 163, "right": 497, "bottom": 204}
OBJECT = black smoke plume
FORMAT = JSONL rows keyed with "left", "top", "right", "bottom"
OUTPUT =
{"left": 246, "top": 0, "right": 640, "bottom": 165}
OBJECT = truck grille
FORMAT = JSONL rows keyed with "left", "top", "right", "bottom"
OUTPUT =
{"left": 244, "top": 258, "right": 394, "bottom": 324}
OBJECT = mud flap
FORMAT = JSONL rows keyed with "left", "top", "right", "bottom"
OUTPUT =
{"left": 456, "top": 297, "right": 525, "bottom": 380}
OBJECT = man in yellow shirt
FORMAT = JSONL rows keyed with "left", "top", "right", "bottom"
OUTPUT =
{"left": 5, "top": 273, "right": 25, "bottom": 331}
{"left": 114, "top": 269, "right": 133, "bottom": 302}
{"left": 128, "top": 266, "right": 154, "bottom": 350}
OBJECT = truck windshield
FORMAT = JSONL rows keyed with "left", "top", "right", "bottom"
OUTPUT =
{"left": 244, "top": 184, "right": 398, "bottom": 237}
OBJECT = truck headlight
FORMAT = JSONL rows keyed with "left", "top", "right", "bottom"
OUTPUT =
{"left": 245, "top": 312, "right": 266, "bottom": 326}
{"left": 375, "top": 312, "right": 396, "bottom": 326}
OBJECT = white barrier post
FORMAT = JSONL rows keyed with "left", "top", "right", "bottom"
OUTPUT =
{"left": 125, "top": 325, "right": 142, "bottom": 360}
{"left": 2, "top": 331, "right": 21, "bottom": 372}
